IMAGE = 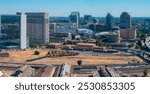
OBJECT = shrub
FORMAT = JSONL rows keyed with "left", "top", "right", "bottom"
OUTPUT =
{"left": 34, "top": 51, "right": 40, "bottom": 55}
{"left": 77, "top": 60, "right": 82, "bottom": 66}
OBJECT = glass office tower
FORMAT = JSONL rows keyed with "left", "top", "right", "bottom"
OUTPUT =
{"left": 0, "top": 13, "right": 27, "bottom": 49}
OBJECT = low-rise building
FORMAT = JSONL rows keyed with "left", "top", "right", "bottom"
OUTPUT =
{"left": 11, "top": 65, "right": 36, "bottom": 77}
{"left": 76, "top": 43, "right": 96, "bottom": 51}
{"left": 88, "top": 24, "right": 95, "bottom": 31}
{"left": 95, "top": 24, "right": 106, "bottom": 32}
{"left": 78, "top": 29, "right": 93, "bottom": 40}
{"left": 62, "top": 45, "right": 76, "bottom": 50}
{"left": 0, "top": 71, "right": 4, "bottom": 77}
{"left": 0, "top": 52, "right": 9, "bottom": 57}
{"left": 95, "top": 31, "right": 120, "bottom": 43}
{"left": 93, "top": 47, "right": 106, "bottom": 52}
{"left": 46, "top": 43, "right": 63, "bottom": 49}
{"left": 49, "top": 32, "right": 72, "bottom": 43}
{"left": 120, "top": 29, "right": 137, "bottom": 40}
{"left": 111, "top": 43, "right": 129, "bottom": 49}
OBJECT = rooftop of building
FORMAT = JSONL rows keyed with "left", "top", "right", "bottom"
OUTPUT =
{"left": 95, "top": 31, "right": 119, "bottom": 36}
{"left": 76, "top": 43, "right": 96, "bottom": 46}
{"left": 1, "top": 63, "right": 149, "bottom": 77}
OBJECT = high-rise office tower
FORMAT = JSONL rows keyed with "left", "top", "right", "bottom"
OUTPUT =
{"left": 0, "top": 13, "right": 27, "bottom": 49}
{"left": 26, "top": 12, "right": 49, "bottom": 46}
{"left": 0, "top": 15, "right": 1, "bottom": 36}
{"left": 84, "top": 15, "right": 93, "bottom": 24}
{"left": 120, "top": 12, "right": 132, "bottom": 29}
{"left": 106, "top": 13, "right": 115, "bottom": 31}
{"left": 144, "top": 19, "right": 150, "bottom": 32}
{"left": 53, "top": 23, "right": 57, "bottom": 32}
{"left": 20, "top": 14, "right": 27, "bottom": 49}
{"left": 69, "top": 12, "right": 80, "bottom": 34}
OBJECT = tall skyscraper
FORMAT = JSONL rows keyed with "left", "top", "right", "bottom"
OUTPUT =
{"left": 0, "top": 13, "right": 27, "bottom": 49}
{"left": 69, "top": 12, "right": 80, "bottom": 34}
{"left": 26, "top": 12, "right": 49, "bottom": 46}
{"left": 144, "top": 19, "right": 150, "bottom": 32}
{"left": 0, "top": 15, "right": 1, "bottom": 36}
{"left": 106, "top": 13, "right": 115, "bottom": 31}
{"left": 84, "top": 15, "right": 93, "bottom": 24}
{"left": 120, "top": 12, "right": 132, "bottom": 29}
{"left": 20, "top": 14, "right": 27, "bottom": 49}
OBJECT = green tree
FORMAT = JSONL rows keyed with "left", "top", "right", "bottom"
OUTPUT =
{"left": 135, "top": 41, "right": 142, "bottom": 49}
{"left": 135, "top": 45, "right": 140, "bottom": 49}
{"left": 142, "top": 69, "right": 148, "bottom": 77}
{"left": 128, "top": 43, "right": 134, "bottom": 48}
{"left": 34, "top": 51, "right": 40, "bottom": 55}
{"left": 77, "top": 60, "right": 82, "bottom": 66}
{"left": 96, "top": 39, "right": 103, "bottom": 46}
{"left": 141, "top": 44, "right": 149, "bottom": 51}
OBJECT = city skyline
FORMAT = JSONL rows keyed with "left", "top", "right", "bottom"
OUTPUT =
{"left": 0, "top": 0, "right": 150, "bottom": 17}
